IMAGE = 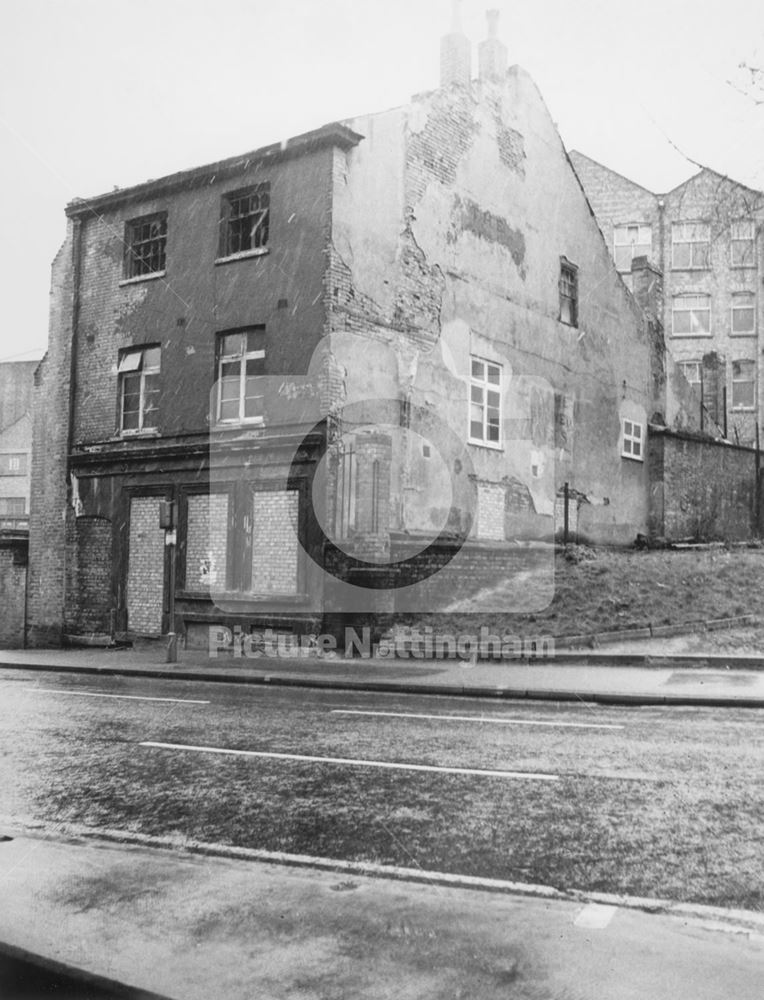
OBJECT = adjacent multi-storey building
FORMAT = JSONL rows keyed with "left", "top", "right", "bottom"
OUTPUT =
{"left": 28, "top": 16, "right": 702, "bottom": 647}
{"left": 0, "top": 361, "right": 36, "bottom": 529}
{"left": 570, "top": 152, "right": 764, "bottom": 447}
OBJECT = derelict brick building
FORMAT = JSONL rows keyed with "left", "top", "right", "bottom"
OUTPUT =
{"left": 27, "top": 15, "right": 697, "bottom": 647}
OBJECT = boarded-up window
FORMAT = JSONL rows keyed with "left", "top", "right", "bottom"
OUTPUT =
{"left": 186, "top": 493, "right": 229, "bottom": 591}
{"left": 127, "top": 497, "right": 164, "bottom": 634}
{"left": 251, "top": 490, "right": 299, "bottom": 594}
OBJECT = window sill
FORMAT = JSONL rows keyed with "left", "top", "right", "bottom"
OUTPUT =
{"left": 215, "top": 248, "right": 269, "bottom": 266}
{"left": 670, "top": 332, "right": 712, "bottom": 338}
{"left": 468, "top": 439, "right": 503, "bottom": 452}
{"left": 118, "top": 429, "right": 161, "bottom": 439}
{"left": 212, "top": 418, "right": 265, "bottom": 429}
{"left": 731, "top": 407, "right": 756, "bottom": 413}
{"left": 730, "top": 331, "right": 757, "bottom": 337}
{"left": 730, "top": 264, "right": 756, "bottom": 270}
{"left": 119, "top": 271, "right": 166, "bottom": 287}
{"left": 621, "top": 453, "right": 644, "bottom": 462}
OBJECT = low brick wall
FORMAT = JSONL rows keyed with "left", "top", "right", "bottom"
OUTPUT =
{"left": 0, "top": 532, "right": 28, "bottom": 648}
{"left": 649, "top": 428, "right": 760, "bottom": 541}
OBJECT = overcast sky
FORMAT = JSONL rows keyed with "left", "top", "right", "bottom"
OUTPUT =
{"left": 1, "top": 0, "right": 762, "bottom": 363}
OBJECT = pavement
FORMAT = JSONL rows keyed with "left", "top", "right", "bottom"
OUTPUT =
{"left": 0, "top": 827, "right": 762, "bottom": 1000}
{"left": 1, "top": 637, "right": 764, "bottom": 706}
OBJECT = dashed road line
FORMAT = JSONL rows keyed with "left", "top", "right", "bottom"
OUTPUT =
{"left": 25, "top": 688, "right": 209, "bottom": 705}
{"left": 330, "top": 709, "right": 623, "bottom": 730}
{"left": 574, "top": 903, "right": 618, "bottom": 929}
{"left": 139, "top": 741, "right": 559, "bottom": 781}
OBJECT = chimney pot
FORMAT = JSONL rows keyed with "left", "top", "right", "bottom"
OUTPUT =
{"left": 478, "top": 8, "right": 508, "bottom": 82}
{"left": 440, "top": 0, "right": 471, "bottom": 88}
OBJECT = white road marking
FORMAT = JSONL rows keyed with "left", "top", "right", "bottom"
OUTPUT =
{"left": 574, "top": 904, "right": 618, "bottom": 929}
{"left": 25, "top": 688, "right": 209, "bottom": 705}
{"left": 139, "top": 741, "right": 559, "bottom": 781}
{"left": 330, "top": 709, "right": 623, "bottom": 730}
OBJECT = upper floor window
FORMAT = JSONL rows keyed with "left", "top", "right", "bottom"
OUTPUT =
{"left": 469, "top": 356, "right": 502, "bottom": 447}
{"left": 559, "top": 258, "right": 578, "bottom": 327}
{"left": 731, "top": 220, "right": 755, "bottom": 268}
{"left": 613, "top": 224, "right": 652, "bottom": 272}
{"left": 124, "top": 213, "right": 167, "bottom": 278}
{"left": 672, "top": 294, "right": 711, "bottom": 336}
{"left": 216, "top": 327, "right": 265, "bottom": 424}
{"left": 0, "top": 453, "right": 27, "bottom": 476}
{"left": 731, "top": 360, "right": 756, "bottom": 410}
{"left": 731, "top": 292, "right": 756, "bottom": 335}
{"left": 219, "top": 184, "right": 270, "bottom": 258}
{"left": 118, "top": 345, "right": 161, "bottom": 433}
{"left": 677, "top": 360, "right": 702, "bottom": 390}
{"left": 672, "top": 222, "right": 710, "bottom": 269}
{"left": 621, "top": 419, "right": 644, "bottom": 461}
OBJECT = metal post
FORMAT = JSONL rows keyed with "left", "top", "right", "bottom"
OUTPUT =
{"left": 756, "top": 422, "right": 761, "bottom": 537}
{"left": 166, "top": 538, "right": 177, "bottom": 664}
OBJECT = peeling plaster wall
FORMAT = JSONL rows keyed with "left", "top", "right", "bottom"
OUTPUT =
{"left": 332, "top": 69, "right": 655, "bottom": 545}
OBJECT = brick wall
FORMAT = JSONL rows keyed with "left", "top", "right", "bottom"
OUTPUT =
{"left": 185, "top": 493, "right": 229, "bottom": 591}
{"left": 127, "top": 497, "right": 164, "bottom": 634}
{"left": 0, "top": 536, "right": 27, "bottom": 647}
{"left": 27, "top": 225, "right": 77, "bottom": 646}
{"left": 648, "top": 428, "right": 758, "bottom": 541}
{"left": 251, "top": 489, "right": 299, "bottom": 594}
{"left": 64, "top": 517, "right": 112, "bottom": 635}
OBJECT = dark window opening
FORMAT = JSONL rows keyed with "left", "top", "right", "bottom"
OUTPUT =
{"left": 125, "top": 213, "right": 167, "bottom": 278}
{"left": 220, "top": 184, "right": 270, "bottom": 257}
{"left": 559, "top": 258, "right": 578, "bottom": 327}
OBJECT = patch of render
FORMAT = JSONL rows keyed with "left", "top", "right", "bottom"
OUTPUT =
{"left": 452, "top": 195, "right": 526, "bottom": 278}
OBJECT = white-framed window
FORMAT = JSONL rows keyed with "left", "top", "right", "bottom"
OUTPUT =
{"left": 672, "top": 294, "right": 711, "bottom": 336}
{"left": 216, "top": 327, "right": 265, "bottom": 423}
{"left": 219, "top": 184, "right": 270, "bottom": 258}
{"left": 672, "top": 221, "right": 710, "bottom": 269}
{"left": 678, "top": 360, "right": 702, "bottom": 390}
{"left": 621, "top": 419, "right": 644, "bottom": 461}
{"left": 613, "top": 224, "right": 652, "bottom": 272}
{"left": 731, "top": 360, "right": 756, "bottom": 410}
{"left": 124, "top": 213, "right": 167, "bottom": 278}
{"left": 559, "top": 257, "right": 578, "bottom": 327}
{"left": 118, "top": 345, "right": 161, "bottom": 433}
{"left": 469, "top": 356, "right": 502, "bottom": 447}
{"left": 731, "top": 220, "right": 755, "bottom": 268}
{"left": 731, "top": 292, "right": 756, "bottom": 335}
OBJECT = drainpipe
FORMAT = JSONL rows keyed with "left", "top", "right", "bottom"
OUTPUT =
{"left": 62, "top": 216, "right": 84, "bottom": 639}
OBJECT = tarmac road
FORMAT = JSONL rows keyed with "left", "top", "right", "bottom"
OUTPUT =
{"left": 0, "top": 668, "right": 762, "bottom": 998}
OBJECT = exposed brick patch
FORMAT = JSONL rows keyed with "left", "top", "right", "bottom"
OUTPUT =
{"left": 454, "top": 196, "right": 526, "bottom": 276}
{"left": 0, "top": 537, "right": 27, "bottom": 647}
{"left": 65, "top": 516, "right": 112, "bottom": 634}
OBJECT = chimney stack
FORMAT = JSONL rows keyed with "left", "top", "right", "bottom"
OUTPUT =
{"left": 440, "top": 0, "right": 471, "bottom": 88}
{"left": 478, "top": 9, "right": 507, "bottom": 82}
